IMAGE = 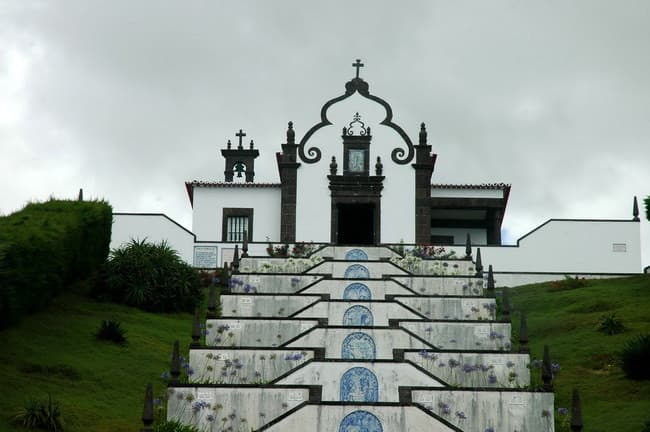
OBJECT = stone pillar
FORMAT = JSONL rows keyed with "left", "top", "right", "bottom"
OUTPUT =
{"left": 277, "top": 122, "right": 300, "bottom": 243}
{"left": 141, "top": 383, "right": 154, "bottom": 432}
{"left": 412, "top": 123, "right": 436, "bottom": 244}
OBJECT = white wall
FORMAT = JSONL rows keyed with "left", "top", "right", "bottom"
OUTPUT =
{"left": 481, "top": 220, "right": 642, "bottom": 274}
{"left": 191, "top": 186, "right": 281, "bottom": 242}
{"left": 111, "top": 213, "right": 195, "bottom": 263}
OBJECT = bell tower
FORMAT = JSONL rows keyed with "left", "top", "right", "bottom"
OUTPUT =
{"left": 221, "top": 129, "right": 260, "bottom": 182}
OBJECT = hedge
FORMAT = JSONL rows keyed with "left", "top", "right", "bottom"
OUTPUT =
{"left": 0, "top": 199, "right": 112, "bottom": 328}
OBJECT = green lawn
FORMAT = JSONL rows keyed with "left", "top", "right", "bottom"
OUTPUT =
{"left": 1, "top": 276, "right": 649, "bottom": 431}
{"left": 0, "top": 283, "right": 206, "bottom": 432}
{"left": 509, "top": 275, "right": 650, "bottom": 432}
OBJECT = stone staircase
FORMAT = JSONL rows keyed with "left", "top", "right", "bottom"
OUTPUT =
{"left": 156, "top": 245, "right": 558, "bottom": 432}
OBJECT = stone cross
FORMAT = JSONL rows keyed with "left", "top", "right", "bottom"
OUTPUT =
{"left": 235, "top": 129, "right": 246, "bottom": 149}
{"left": 352, "top": 59, "right": 364, "bottom": 78}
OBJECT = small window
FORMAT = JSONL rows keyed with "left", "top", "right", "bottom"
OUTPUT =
{"left": 222, "top": 208, "right": 253, "bottom": 242}
{"left": 227, "top": 216, "right": 248, "bottom": 241}
{"left": 612, "top": 243, "right": 627, "bottom": 253}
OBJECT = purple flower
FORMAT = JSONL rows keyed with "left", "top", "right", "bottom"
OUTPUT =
{"left": 455, "top": 411, "right": 467, "bottom": 420}
{"left": 506, "top": 361, "right": 515, "bottom": 368}
{"left": 541, "top": 409, "right": 551, "bottom": 418}
{"left": 153, "top": 398, "right": 161, "bottom": 406}
{"left": 160, "top": 371, "right": 170, "bottom": 380}
{"left": 438, "top": 402, "right": 450, "bottom": 415}
{"left": 557, "top": 407, "right": 569, "bottom": 416}
{"left": 485, "top": 428, "right": 495, "bottom": 432}
{"left": 551, "top": 362, "right": 561, "bottom": 372}
{"left": 488, "top": 374, "right": 497, "bottom": 384}
{"left": 462, "top": 364, "right": 476, "bottom": 373}
{"left": 206, "top": 414, "right": 215, "bottom": 422}
{"left": 448, "top": 359, "right": 460, "bottom": 368}
{"left": 531, "top": 359, "right": 542, "bottom": 369}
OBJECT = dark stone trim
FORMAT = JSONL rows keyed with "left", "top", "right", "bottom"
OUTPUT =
{"left": 430, "top": 197, "right": 506, "bottom": 209}
{"left": 221, "top": 208, "right": 253, "bottom": 242}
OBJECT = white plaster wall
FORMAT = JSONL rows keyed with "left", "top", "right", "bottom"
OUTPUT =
{"left": 220, "top": 295, "right": 320, "bottom": 317}
{"left": 481, "top": 220, "right": 641, "bottom": 274}
{"left": 111, "top": 213, "right": 195, "bottom": 263}
{"left": 286, "top": 328, "right": 430, "bottom": 359}
{"left": 294, "top": 301, "right": 422, "bottom": 325}
{"left": 395, "top": 297, "right": 497, "bottom": 320}
{"left": 166, "top": 387, "right": 309, "bottom": 431}
{"left": 393, "top": 276, "right": 485, "bottom": 296}
{"left": 401, "top": 322, "right": 511, "bottom": 350}
{"left": 189, "top": 349, "right": 314, "bottom": 384}
{"left": 265, "top": 405, "right": 457, "bottom": 432}
{"left": 431, "top": 227, "right": 487, "bottom": 245}
{"left": 431, "top": 187, "right": 504, "bottom": 199}
{"left": 301, "top": 279, "right": 413, "bottom": 299}
{"left": 232, "top": 274, "right": 322, "bottom": 294}
{"left": 276, "top": 362, "right": 443, "bottom": 402}
{"left": 205, "top": 319, "right": 318, "bottom": 347}
{"left": 405, "top": 352, "right": 530, "bottom": 388}
{"left": 412, "top": 390, "right": 555, "bottom": 432}
{"left": 191, "top": 186, "right": 281, "bottom": 242}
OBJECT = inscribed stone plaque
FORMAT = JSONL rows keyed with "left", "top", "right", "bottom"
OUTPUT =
{"left": 194, "top": 246, "right": 217, "bottom": 268}
{"left": 287, "top": 391, "right": 304, "bottom": 401}
{"left": 197, "top": 391, "right": 214, "bottom": 401}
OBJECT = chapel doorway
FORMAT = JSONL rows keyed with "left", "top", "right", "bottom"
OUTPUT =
{"left": 336, "top": 203, "right": 375, "bottom": 245}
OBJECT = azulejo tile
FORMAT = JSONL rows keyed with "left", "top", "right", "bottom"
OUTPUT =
{"left": 341, "top": 332, "right": 376, "bottom": 360}
{"left": 339, "top": 410, "right": 383, "bottom": 432}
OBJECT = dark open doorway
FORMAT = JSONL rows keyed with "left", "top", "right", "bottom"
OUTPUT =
{"left": 337, "top": 203, "right": 375, "bottom": 245}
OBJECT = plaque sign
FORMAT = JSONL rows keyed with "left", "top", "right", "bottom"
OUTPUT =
{"left": 194, "top": 246, "right": 218, "bottom": 268}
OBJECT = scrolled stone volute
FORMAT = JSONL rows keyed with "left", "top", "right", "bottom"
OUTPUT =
{"left": 542, "top": 344, "right": 553, "bottom": 392}
{"left": 190, "top": 307, "right": 201, "bottom": 348}
{"left": 141, "top": 383, "right": 154, "bottom": 431}
{"left": 570, "top": 388, "right": 583, "bottom": 431}
{"left": 170, "top": 340, "right": 181, "bottom": 385}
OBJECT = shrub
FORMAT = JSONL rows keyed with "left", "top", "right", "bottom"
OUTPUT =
{"left": 547, "top": 275, "right": 590, "bottom": 292}
{"left": 12, "top": 394, "right": 64, "bottom": 431}
{"left": 97, "top": 239, "right": 202, "bottom": 312}
{"left": 597, "top": 312, "right": 625, "bottom": 335}
{"left": 94, "top": 319, "right": 127, "bottom": 344}
{"left": 154, "top": 420, "right": 200, "bottom": 432}
{"left": 0, "top": 199, "right": 112, "bottom": 328}
{"left": 642, "top": 420, "right": 650, "bottom": 432}
{"left": 620, "top": 334, "right": 650, "bottom": 380}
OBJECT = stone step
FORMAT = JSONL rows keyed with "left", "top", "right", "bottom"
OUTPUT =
{"left": 312, "top": 245, "right": 400, "bottom": 260}
{"left": 397, "top": 320, "right": 511, "bottom": 351}
{"left": 306, "top": 260, "right": 408, "bottom": 278}
{"left": 392, "top": 276, "right": 485, "bottom": 296}
{"left": 284, "top": 328, "right": 433, "bottom": 359}
{"left": 393, "top": 296, "right": 497, "bottom": 320}
{"left": 403, "top": 350, "right": 531, "bottom": 388}
{"left": 220, "top": 295, "right": 322, "bottom": 318}
{"left": 205, "top": 318, "right": 321, "bottom": 347}
{"left": 411, "top": 389, "right": 555, "bottom": 432}
{"left": 275, "top": 362, "right": 444, "bottom": 401}
{"left": 300, "top": 279, "right": 415, "bottom": 299}
{"left": 291, "top": 301, "right": 424, "bottom": 325}
{"left": 261, "top": 404, "right": 459, "bottom": 432}
{"left": 188, "top": 348, "right": 317, "bottom": 385}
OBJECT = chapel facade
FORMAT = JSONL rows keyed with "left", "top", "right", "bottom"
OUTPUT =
{"left": 185, "top": 60, "right": 510, "bottom": 246}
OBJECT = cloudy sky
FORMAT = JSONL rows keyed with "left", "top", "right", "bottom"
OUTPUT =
{"left": 1, "top": 0, "right": 648, "bottom": 265}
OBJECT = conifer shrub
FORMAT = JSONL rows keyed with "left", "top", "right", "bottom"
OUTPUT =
{"left": 0, "top": 199, "right": 112, "bottom": 328}
{"left": 97, "top": 239, "right": 202, "bottom": 312}
{"left": 620, "top": 334, "right": 650, "bottom": 380}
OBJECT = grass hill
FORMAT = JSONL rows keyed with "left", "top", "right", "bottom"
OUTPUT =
{"left": 0, "top": 276, "right": 648, "bottom": 431}
{"left": 509, "top": 275, "right": 650, "bottom": 432}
